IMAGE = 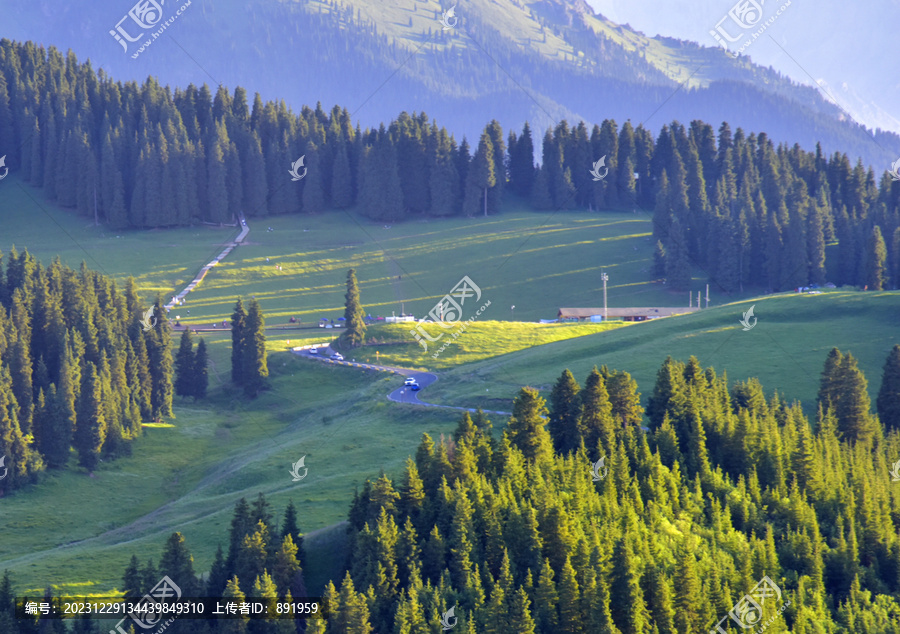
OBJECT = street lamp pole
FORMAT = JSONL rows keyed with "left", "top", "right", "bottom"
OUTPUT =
{"left": 601, "top": 272, "right": 608, "bottom": 321}
{"left": 511, "top": 305, "right": 515, "bottom": 320}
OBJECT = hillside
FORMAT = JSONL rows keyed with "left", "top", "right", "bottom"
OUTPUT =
{"left": 1, "top": 0, "right": 896, "bottom": 168}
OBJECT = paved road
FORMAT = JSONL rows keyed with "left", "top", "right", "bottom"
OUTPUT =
{"left": 292, "top": 346, "right": 510, "bottom": 416}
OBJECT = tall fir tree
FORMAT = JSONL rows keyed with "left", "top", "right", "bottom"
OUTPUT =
{"left": 231, "top": 299, "right": 247, "bottom": 384}
{"left": 241, "top": 299, "right": 268, "bottom": 397}
{"left": 340, "top": 268, "right": 366, "bottom": 349}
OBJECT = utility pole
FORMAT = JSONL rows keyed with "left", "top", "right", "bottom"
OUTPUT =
{"left": 601, "top": 272, "right": 608, "bottom": 321}
{"left": 689, "top": 292, "right": 692, "bottom": 308}
{"left": 706, "top": 284, "right": 709, "bottom": 309}
{"left": 697, "top": 291, "right": 701, "bottom": 309}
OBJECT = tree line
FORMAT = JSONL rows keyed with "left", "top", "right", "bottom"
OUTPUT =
{"left": 1, "top": 40, "right": 898, "bottom": 292}
{"left": 0, "top": 247, "right": 188, "bottom": 493}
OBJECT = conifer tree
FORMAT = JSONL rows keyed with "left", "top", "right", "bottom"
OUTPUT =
{"left": 231, "top": 299, "right": 247, "bottom": 384}
{"left": 175, "top": 329, "right": 194, "bottom": 398}
{"left": 331, "top": 140, "right": 354, "bottom": 209}
{"left": 207, "top": 545, "right": 229, "bottom": 598}
{"left": 302, "top": 141, "right": 327, "bottom": 214}
{"left": 834, "top": 353, "right": 875, "bottom": 442}
{"left": 876, "top": 344, "right": 900, "bottom": 430}
{"left": 530, "top": 166, "right": 553, "bottom": 210}
{"left": 673, "top": 548, "right": 702, "bottom": 633}
{"left": 158, "top": 532, "right": 198, "bottom": 596}
{"left": 73, "top": 362, "right": 106, "bottom": 471}
{"left": 193, "top": 338, "right": 208, "bottom": 399}
{"left": 122, "top": 555, "right": 142, "bottom": 599}
{"left": 463, "top": 131, "right": 495, "bottom": 217}
{"left": 609, "top": 536, "right": 650, "bottom": 634}
{"left": 665, "top": 216, "right": 692, "bottom": 291}
{"left": 340, "top": 268, "right": 366, "bottom": 349}
{"left": 548, "top": 369, "right": 582, "bottom": 454}
{"left": 222, "top": 576, "right": 249, "bottom": 634}
{"left": 148, "top": 295, "right": 174, "bottom": 419}
{"left": 241, "top": 299, "right": 268, "bottom": 397}
{"left": 505, "top": 387, "right": 553, "bottom": 463}
{"left": 580, "top": 367, "right": 616, "bottom": 457}
{"left": 864, "top": 225, "right": 888, "bottom": 290}
{"left": 509, "top": 122, "right": 535, "bottom": 198}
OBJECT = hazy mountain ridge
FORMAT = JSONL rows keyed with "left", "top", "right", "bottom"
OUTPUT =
{"left": 1, "top": 0, "right": 897, "bottom": 167}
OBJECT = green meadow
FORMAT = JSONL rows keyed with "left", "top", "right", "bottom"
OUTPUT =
{"left": 1, "top": 176, "right": 897, "bottom": 598}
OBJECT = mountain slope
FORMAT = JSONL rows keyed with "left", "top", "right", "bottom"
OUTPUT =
{"left": 1, "top": 0, "right": 897, "bottom": 167}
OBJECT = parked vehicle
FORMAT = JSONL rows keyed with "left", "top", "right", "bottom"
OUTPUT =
{"left": 331, "top": 353, "right": 344, "bottom": 360}
{"left": 404, "top": 377, "right": 417, "bottom": 386}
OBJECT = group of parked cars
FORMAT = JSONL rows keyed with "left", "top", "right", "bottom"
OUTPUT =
{"left": 404, "top": 376, "right": 421, "bottom": 391}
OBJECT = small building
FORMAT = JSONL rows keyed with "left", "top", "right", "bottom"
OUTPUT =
{"left": 557, "top": 307, "right": 701, "bottom": 322}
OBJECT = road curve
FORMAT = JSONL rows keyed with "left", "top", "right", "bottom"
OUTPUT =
{"left": 292, "top": 346, "right": 510, "bottom": 416}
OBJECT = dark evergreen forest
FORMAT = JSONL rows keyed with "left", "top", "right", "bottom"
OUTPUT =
{"left": 0, "top": 40, "right": 897, "bottom": 293}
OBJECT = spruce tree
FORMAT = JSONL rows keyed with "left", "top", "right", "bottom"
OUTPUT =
{"left": 548, "top": 369, "right": 582, "bottom": 454}
{"left": 818, "top": 347, "right": 844, "bottom": 413}
{"left": 331, "top": 140, "right": 353, "bottom": 209}
{"left": 231, "top": 299, "right": 247, "bottom": 384}
{"left": 193, "top": 338, "right": 208, "bottom": 399}
{"left": 148, "top": 295, "right": 174, "bottom": 419}
{"left": 73, "top": 362, "right": 106, "bottom": 471}
{"left": 876, "top": 344, "right": 900, "bottom": 430}
{"left": 340, "top": 268, "right": 366, "bottom": 349}
{"left": 174, "top": 329, "right": 194, "bottom": 398}
{"left": 665, "top": 216, "right": 692, "bottom": 291}
{"left": 505, "top": 387, "right": 553, "bottom": 463}
{"left": 302, "top": 141, "right": 327, "bottom": 214}
{"left": 463, "top": 131, "right": 495, "bottom": 217}
{"left": 158, "top": 532, "right": 198, "bottom": 596}
{"left": 834, "top": 353, "right": 875, "bottom": 442}
{"left": 864, "top": 225, "right": 888, "bottom": 290}
{"left": 509, "top": 122, "right": 535, "bottom": 198}
{"left": 241, "top": 299, "right": 268, "bottom": 397}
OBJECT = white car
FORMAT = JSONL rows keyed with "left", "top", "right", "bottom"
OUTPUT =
{"left": 404, "top": 377, "right": 417, "bottom": 386}
{"left": 331, "top": 353, "right": 344, "bottom": 361}
{"left": 309, "top": 347, "right": 318, "bottom": 355}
